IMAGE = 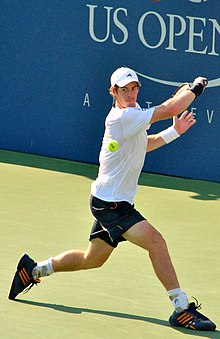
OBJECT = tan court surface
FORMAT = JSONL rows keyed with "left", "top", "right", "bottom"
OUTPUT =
{"left": 1, "top": 151, "right": 220, "bottom": 338}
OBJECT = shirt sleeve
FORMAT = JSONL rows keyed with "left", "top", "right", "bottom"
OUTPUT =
{"left": 121, "top": 106, "right": 155, "bottom": 139}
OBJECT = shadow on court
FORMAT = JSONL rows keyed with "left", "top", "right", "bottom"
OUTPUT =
{"left": 138, "top": 173, "right": 220, "bottom": 201}
{"left": 0, "top": 150, "right": 219, "bottom": 201}
{"left": 17, "top": 299, "right": 219, "bottom": 338}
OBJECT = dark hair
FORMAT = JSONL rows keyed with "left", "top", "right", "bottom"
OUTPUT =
{"left": 109, "top": 85, "right": 118, "bottom": 98}
{"left": 109, "top": 83, "right": 141, "bottom": 99}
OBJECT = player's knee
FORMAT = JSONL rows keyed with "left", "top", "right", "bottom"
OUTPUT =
{"left": 92, "top": 258, "right": 106, "bottom": 269}
{"left": 150, "top": 228, "right": 167, "bottom": 251}
{"left": 83, "top": 256, "right": 106, "bottom": 270}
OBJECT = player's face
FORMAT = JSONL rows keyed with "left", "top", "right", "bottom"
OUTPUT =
{"left": 114, "top": 81, "right": 139, "bottom": 108}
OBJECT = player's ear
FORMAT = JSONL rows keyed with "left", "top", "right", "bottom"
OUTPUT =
{"left": 109, "top": 86, "right": 117, "bottom": 98}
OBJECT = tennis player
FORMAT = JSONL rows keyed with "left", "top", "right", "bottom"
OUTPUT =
{"left": 9, "top": 67, "right": 216, "bottom": 331}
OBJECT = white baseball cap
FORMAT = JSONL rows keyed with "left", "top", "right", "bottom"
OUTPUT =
{"left": 110, "top": 67, "right": 140, "bottom": 87}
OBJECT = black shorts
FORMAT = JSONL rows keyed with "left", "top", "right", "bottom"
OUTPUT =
{"left": 89, "top": 195, "right": 145, "bottom": 248}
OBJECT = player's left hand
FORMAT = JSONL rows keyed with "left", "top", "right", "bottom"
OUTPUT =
{"left": 173, "top": 110, "right": 196, "bottom": 135}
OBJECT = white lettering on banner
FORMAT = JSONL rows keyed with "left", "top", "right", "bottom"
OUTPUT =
{"left": 87, "top": 5, "right": 220, "bottom": 56}
{"left": 191, "top": 107, "right": 197, "bottom": 116}
{"left": 145, "top": 101, "right": 153, "bottom": 109}
{"left": 86, "top": 4, "right": 220, "bottom": 92}
{"left": 87, "top": 5, "right": 112, "bottom": 42}
{"left": 166, "top": 14, "right": 186, "bottom": 51}
{"left": 112, "top": 8, "right": 128, "bottom": 44}
{"left": 138, "top": 12, "right": 166, "bottom": 48}
{"left": 207, "top": 110, "right": 214, "bottom": 123}
{"left": 87, "top": 5, "right": 128, "bottom": 44}
{"left": 192, "top": 108, "right": 215, "bottom": 124}
{"left": 185, "top": 16, "right": 207, "bottom": 54}
{"left": 209, "top": 19, "right": 220, "bottom": 56}
{"left": 138, "top": 12, "right": 220, "bottom": 55}
{"left": 83, "top": 93, "right": 90, "bottom": 107}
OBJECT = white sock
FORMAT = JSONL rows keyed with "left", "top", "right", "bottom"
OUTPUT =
{"left": 168, "top": 288, "right": 189, "bottom": 313}
{"left": 32, "top": 257, "right": 54, "bottom": 279}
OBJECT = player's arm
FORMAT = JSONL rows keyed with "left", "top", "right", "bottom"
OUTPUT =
{"left": 150, "top": 77, "right": 208, "bottom": 124}
{"left": 146, "top": 110, "right": 196, "bottom": 153}
{"left": 146, "top": 134, "right": 166, "bottom": 153}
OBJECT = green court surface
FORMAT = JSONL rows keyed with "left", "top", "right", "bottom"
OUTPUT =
{"left": 1, "top": 150, "right": 220, "bottom": 339}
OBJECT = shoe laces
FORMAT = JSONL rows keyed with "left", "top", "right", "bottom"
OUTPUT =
{"left": 188, "top": 297, "right": 208, "bottom": 321}
{"left": 191, "top": 296, "right": 202, "bottom": 310}
{"left": 23, "top": 278, "right": 41, "bottom": 294}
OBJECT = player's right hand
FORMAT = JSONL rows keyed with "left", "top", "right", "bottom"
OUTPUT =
{"left": 193, "top": 77, "right": 208, "bottom": 89}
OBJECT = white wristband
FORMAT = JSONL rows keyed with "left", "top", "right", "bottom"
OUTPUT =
{"left": 160, "top": 126, "right": 180, "bottom": 144}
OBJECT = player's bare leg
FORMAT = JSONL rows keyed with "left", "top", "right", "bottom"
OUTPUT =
{"left": 123, "top": 220, "right": 179, "bottom": 291}
{"left": 8, "top": 239, "right": 114, "bottom": 300}
{"left": 51, "top": 238, "right": 114, "bottom": 272}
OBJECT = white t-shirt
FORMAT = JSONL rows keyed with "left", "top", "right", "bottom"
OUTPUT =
{"left": 91, "top": 104, "right": 155, "bottom": 204}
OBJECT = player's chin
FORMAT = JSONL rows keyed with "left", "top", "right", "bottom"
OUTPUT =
{"left": 125, "top": 101, "right": 136, "bottom": 107}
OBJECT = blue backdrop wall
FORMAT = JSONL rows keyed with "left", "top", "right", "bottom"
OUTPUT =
{"left": 1, "top": 0, "right": 220, "bottom": 182}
